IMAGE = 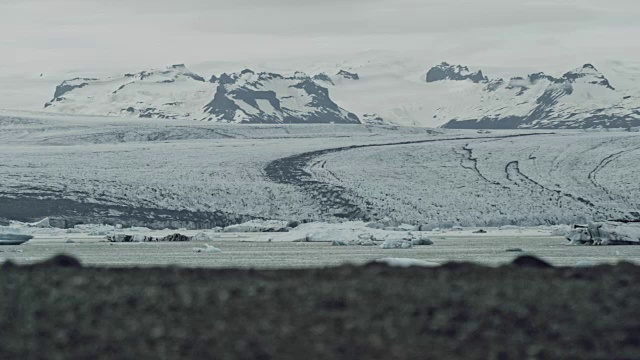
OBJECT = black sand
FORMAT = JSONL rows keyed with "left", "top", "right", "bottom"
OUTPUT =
{"left": 1, "top": 256, "right": 639, "bottom": 359}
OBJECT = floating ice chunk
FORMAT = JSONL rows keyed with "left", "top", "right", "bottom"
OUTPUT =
{"left": 272, "top": 221, "right": 426, "bottom": 245}
{"left": 30, "top": 218, "right": 51, "bottom": 228}
{"left": 351, "top": 238, "right": 377, "bottom": 246}
{"left": 380, "top": 239, "right": 413, "bottom": 249}
{"left": 107, "top": 233, "right": 191, "bottom": 242}
{"left": 223, "top": 220, "right": 290, "bottom": 233}
{"left": 567, "top": 227, "right": 591, "bottom": 245}
{"left": 550, "top": 225, "right": 570, "bottom": 236}
{"left": 193, "top": 244, "right": 222, "bottom": 253}
{"left": 0, "top": 234, "right": 33, "bottom": 245}
{"left": 192, "top": 232, "right": 220, "bottom": 241}
{"left": 567, "top": 222, "right": 640, "bottom": 245}
{"left": 373, "top": 258, "right": 440, "bottom": 268}
{"left": 9, "top": 218, "right": 51, "bottom": 228}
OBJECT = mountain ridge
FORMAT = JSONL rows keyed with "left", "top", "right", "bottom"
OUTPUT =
{"left": 432, "top": 62, "right": 640, "bottom": 129}
{"left": 44, "top": 65, "right": 360, "bottom": 124}
{"left": 41, "top": 60, "right": 640, "bottom": 129}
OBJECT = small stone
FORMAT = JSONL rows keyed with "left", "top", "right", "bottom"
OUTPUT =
{"left": 412, "top": 238, "right": 434, "bottom": 246}
{"left": 511, "top": 255, "right": 552, "bottom": 268}
{"left": 37, "top": 254, "right": 82, "bottom": 268}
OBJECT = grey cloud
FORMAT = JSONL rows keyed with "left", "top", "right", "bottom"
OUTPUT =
{"left": 1, "top": 0, "right": 640, "bottom": 73}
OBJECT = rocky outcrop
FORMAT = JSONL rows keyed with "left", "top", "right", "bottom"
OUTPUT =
{"left": 312, "top": 73, "right": 334, "bottom": 85}
{"left": 44, "top": 78, "right": 97, "bottom": 107}
{"left": 204, "top": 70, "right": 360, "bottom": 124}
{"left": 361, "top": 113, "right": 390, "bottom": 125}
{"left": 336, "top": 70, "right": 360, "bottom": 80}
{"left": 426, "top": 62, "right": 488, "bottom": 83}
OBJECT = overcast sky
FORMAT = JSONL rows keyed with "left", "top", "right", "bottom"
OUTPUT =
{"left": 2, "top": 0, "right": 640, "bottom": 74}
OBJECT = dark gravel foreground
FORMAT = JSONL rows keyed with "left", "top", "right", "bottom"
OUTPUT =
{"left": 1, "top": 256, "right": 640, "bottom": 360}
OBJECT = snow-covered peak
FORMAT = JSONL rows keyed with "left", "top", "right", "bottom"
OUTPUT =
{"left": 44, "top": 65, "right": 211, "bottom": 119}
{"left": 43, "top": 65, "right": 361, "bottom": 124}
{"left": 562, "top": 64, "right": 615, "bottom": 90}
{"left": 528, "top": 72, "right": 557, "bottom": 84}
{"left": 204, "top": 69, "right": 360, "bottom": 124}
{"left": 122, "top": 64, "right": 205, "bottom": 83}
{"left": 426, "top": 62, "right": 488, "bottom": 83}
{"left": 437, "top": 63, "right": 639, "bottom": 129}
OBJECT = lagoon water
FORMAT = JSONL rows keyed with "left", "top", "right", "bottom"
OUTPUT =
{"left": 2, "top": 231, "right": 638, "bottom": 268}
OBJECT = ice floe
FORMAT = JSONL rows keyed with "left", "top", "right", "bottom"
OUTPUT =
{"left": 372, "top": 258, "right": 440, "bottom": 268}
{"left": 193, "top": 244, "right": 222, "bottom": 253}
{"left": 567, "top": 222, "right": 640, "bottom": 245}
{"left": 223, "top": 220, "right": 291, "bottom": 233}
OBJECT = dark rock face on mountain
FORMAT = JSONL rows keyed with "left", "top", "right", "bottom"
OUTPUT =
{"left": 44, "top": 78, "right": 98, "bottom": 107}
{"left": 361, "top": 113, "right": 390, "bottom": 125}
{"left": 203, "top": 70, "right": 360, "bottom": 124}
{"left": 562, "top": 64, "right": 615, "bottom": 90}
{"left": 426, "top": 62, "right": 488, "bottom": 83}
{"left": 433, "top": 63, "right": 640, "bottom": 129}
{"left": 312, "top": 73, "right": 334, "bottom": 85}
{"left": 336, "top": 70, "right": 360, "bottom": 80}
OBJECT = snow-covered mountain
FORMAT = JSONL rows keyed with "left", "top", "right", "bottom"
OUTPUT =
{"left": 44, "top": 64, "right": 212, "bottom": 120}
{"left": 38, "top": 54, "right": 640, "bottom": 129}
{"left": 44, "top": 65, "right": 360, "bottom": 124}
{"left": 432, "top": 63, "right": 640, "bottom": 129}
{"left": 204, "top": 70, "right": 359, "bottom": 124}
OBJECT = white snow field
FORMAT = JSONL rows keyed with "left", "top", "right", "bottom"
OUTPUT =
{"left": 0, "top": 111, "right": 639, "bottom": 230}
{"left": 309, "top": 131, "right": 640, "bottom": 226}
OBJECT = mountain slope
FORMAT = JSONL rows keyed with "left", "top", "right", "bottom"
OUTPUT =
{"left": 204, "top": 70, "right": 359, "bottom": 124}
{"left": 44, "top": 66, "right": 360, "bottom": 124}
{"left": 39, "top": 55, "right": 640, "bottom": 129}
{"left": 44, "top": 64, "right": 212, "bottom": 119}
{"left": 435, "top": 63, "right": 640, "bottom": 129}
